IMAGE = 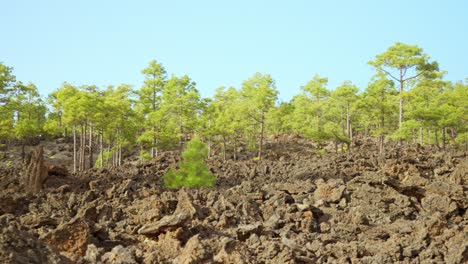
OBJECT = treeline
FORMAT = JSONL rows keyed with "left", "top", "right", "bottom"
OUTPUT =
{"left": 0, "top": 42, "right": 467, "bottom": 171}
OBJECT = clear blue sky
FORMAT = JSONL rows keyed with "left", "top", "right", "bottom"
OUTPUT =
{"left": 2, "top": 0, "right": 467, "bottom": 101}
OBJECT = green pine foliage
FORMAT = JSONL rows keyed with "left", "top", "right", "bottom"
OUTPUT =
{"left": 163, "top": 138, "right": 216, "bottom": 189}
{"left": 1, "top": 41, "right": 467, "bottom": 163}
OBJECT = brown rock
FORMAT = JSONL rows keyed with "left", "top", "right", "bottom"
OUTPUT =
{"left": 0, "top": 226, "right": 72, "bottom": 264}
{"left": 42, "top": 217, "right": 90, "bottom": 256}
{"left": 101, "top": 245, "right": 138, "bottom": 264}
{"left": 138, "top": 189, "right": 199, "bottom": 235}
{"left": 421, "top": 194, "right": 457, "bottom": 216}
{"left": 174, "top": 234, "right": 211, "bottom": 264}
{"left": 314, "top": 179, "right": 345, "bottom": 203}
{"left": 214, "top": 237, "right": 253, "bottom": 264}
{"left": 444, "top": 231, "right": 468, "bottom": 264}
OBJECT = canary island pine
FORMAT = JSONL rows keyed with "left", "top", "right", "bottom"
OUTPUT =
{"left": 163, "top": 138, "right": 216, "bottom": 188}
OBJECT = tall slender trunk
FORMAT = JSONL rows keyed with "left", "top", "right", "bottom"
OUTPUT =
{"left": 442, "top": 127, "right": 446, "bottom": 150}
{"left": 106, "top": 146, "right": 110, "bottom": 168}
{"left": 179, "top": 103, "right": 184, "bottom": 148}
{"left": 21, "top": 141, "right": 25, "bottom": 163}
{"left": 346, "top": 103, "right": 350, "bottom": 139}
{"left": 316, "top": 94, "right": 321, "bottom": 132}
{"left": 222, "top": 135, "right": 227, "bottom": 161}
{"left": 73, "top": 125, "right": 77, "bottom": 173}
{"left": 89, "top": 125, "right": 93, "bottom": 169}
{"left": 419, "top": 127, "right": 423, "bottom": 145}
{"left": 139, "top": 145, "right": 143, "bottom": 165}
{"left": 233, "top": 136, "right": 237, "bottom": 161}
{"left": 399, "top": 69, "right": 404, "bottom": 129}
{"left": 80, "top": 124, "right": 85, "bottom": 171}
{"left": 207, "top": 137, "right": 211, "bottom": 158}
{"left": 99, "top": 131, "right": 103, "bottom": 169}
{"left": 258, "top": 111, "right": 265, "bottom": 161}
{"left": 111, "top": 146, "right": 115, "bottom": 167}
{"left": 435, "top": 130, "right": 440, "bottom": 149}
{"left": 379, "top": 110, "right": 385, "bottom": 153}
{"left": 118, "top": 145, "right": 122, "bottom": 166}
{"left": 151, "top": 125, "right": 156, "bottom": 159}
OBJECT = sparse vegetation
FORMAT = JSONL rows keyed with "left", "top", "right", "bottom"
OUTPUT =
{"left": 163, "top": 138, "right": 215, "bottom": 189}
{"left": 0, "top": 42, "right": 466, "bottom": 170}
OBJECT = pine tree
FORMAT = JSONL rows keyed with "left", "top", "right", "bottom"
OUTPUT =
{"left": 163, "top": 138, "right": 216, "bottom": 189}
{"left": 136, "top": 60, "right": 167, "bottom": 158}
{"left": 240, "top": 73, "right": 278, "bottom": 160}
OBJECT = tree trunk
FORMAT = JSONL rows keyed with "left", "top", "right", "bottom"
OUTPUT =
{"left": 419, "top": 127, "right": 423, "bottom": 145}
{"left": 346, "top": 103, "right": 350, "bottom": 139}
{"left": 151, "top": 125, "right": 156, "bottom": 159}
{"left": 442, "top": 127, "right": 446, "bottom": 150}
{"left": 99, "top": 131, "right": 103, "bottom": 169}
{"left": 73, "top": 125, "right": 77, "bottom": 173}
{"left": 258, "top": 111, "right": 265, "bottom": 161}
{"left": 399, "top": 71, "right": 404, "bottom": 129}
{"left": 179, "top": 105, "right": 184, "bottom": 148}
{"left": 80, "top": 125, "right": 85, "bottom": 171}
{"left": 21, "top": 141, "right": 26, "bottom": 163}
{"left": 118, "top": 145, "right": 122, "bottom": 166}
{"left": 207, "top": 137, "right": 211, "bottom": 158}
{"left": 24, "top": 146, "right": 48, "bottom": 194}
{"left": 378, "top": 135, "right": 384, "bottom": 154}
{"left": 233, "top": 136, "right": 237, "bottom": 161}
{"left": 435, "top": 130, "right": 440, "bottom": 149}
{"left": 111, "top": 147, "right": 115, "bottom": 167}
{"left": 106, "top": 146, "right": 110, "bottom": 168}
{"left": 222, "top": 135, "right": 227, "bottom": 161}
{"left": 89, "top": 125, "right": 93, "bottom": 169}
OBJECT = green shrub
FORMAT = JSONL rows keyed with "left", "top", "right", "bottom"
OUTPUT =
{"left": 314, "top": 149, "right": 327, "bottom": 155}
{"left": 163, "top": 138, "right": 216, "bottom": 189}
{"left": 139, "top": 150, "right": 152, "bottom": 162}
{"left": 94, "top": 149, "right": 112, "bottom": 168}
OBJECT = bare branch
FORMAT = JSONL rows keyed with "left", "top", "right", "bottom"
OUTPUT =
{"left": 380, "top": 68, "right": 400, "bottom": 82}
{"left": 403, "top": 71, "right": 426, "bottom": 82}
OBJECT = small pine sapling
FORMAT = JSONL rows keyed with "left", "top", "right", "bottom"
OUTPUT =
{"left": 163, "top": 138, "right": 216, "bottom": 188}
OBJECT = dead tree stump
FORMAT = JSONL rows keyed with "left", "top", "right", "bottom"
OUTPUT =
{"left": 24, "top": 146, "right": 49, "bottom": 194}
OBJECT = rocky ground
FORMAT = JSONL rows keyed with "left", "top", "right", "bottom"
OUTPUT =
{"left": 0, "top": 140, "right": 467, "bottom": 263}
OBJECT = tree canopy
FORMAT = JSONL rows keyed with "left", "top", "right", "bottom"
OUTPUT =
{"left": 0, "top": 42, "right": 466, "bottom": 168}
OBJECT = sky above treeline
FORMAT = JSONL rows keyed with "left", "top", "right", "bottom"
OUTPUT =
{"left": 2, "top": 0, "right": 467, "bottom": 101}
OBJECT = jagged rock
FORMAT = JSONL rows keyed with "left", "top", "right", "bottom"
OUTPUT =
{"left": 421, "top": 194, "right": 458, "bottom": 216}
{"left": 0, "top": 226, "right": 71, "bottom": 264}
{"left": 20, "top": 213, "right": 57, "bottom": 228}
{"left": 101, "top": 245, "right": 138, "bottom": 264}
{"left": 236, "top": 223, "right": 263, "bottom": 241}
{"left": 84, "top": 244, "right": 104, "bottom": 263}
{"left": 1, "top": 143, "right": 467, "bottom": 263}
{"left": 444, "top": 231, "right": 468, "bottom": 264}
{"left": 425, "top": 180, "right": 467, "bottom": 208}
{"left": 314, "top": 179, "right": 345, "bottom": 203}
{"left": 216, "top": 211, "right": 237, "bottom": 229}
{"left": 264, "top": 213, "right": 281, "bottom": 230}
{"left": 138, "top": 189, "right": 199, "bottom": 235}
{"left": 296, "top": 198, "right": 312, "bottom": 211}
{"left": 41, "top": 217, "right": 90, "bottom": 256}
{"left": 265, "top": 180, "right": 314, "bottom": 194}
{"left": 214, "top": 237, "right": 253, "bottom": 264}
{"left": 173, "top": 234, "right": 211, "bottom": 264}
